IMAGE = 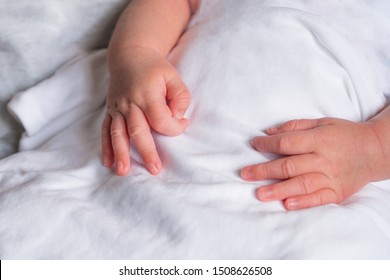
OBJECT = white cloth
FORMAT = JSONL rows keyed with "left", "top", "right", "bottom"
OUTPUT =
{"left": 1, "top": 0, "right": 390, "bottom": 259}
{"left": 0, "top": 0, "right": 128, "bottom": 158}
{"left": 8, "top": 51, "right": 108, "bottom": 151}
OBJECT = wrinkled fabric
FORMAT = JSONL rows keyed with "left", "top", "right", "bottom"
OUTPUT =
{"left": 1, "top": 0, "right": 390, "bottom": 259}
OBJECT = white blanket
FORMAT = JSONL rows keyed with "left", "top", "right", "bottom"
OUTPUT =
{"left": 1, "top": 0, "right": 390, "bottom": 259}
{"left": 0, "top": 0, "right": 128, "bottom": 158}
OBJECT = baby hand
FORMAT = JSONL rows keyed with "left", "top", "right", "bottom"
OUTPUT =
{"left": 241, "top": 118, "right": 384, "bottom": 210}
{"left": 101, "top": 47, "right": 191, "bottom": 176}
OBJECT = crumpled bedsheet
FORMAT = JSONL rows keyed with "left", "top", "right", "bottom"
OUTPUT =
{"left": 0, "top": 0, "right": 128, "bottom": 158}
{"left": 1, "top": 0, "right": 390, "bottom": 259}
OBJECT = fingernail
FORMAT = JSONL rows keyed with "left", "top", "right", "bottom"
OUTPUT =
{"left": 148, "top": 162, "right": 161, "bottom": 175}
{"left": 250, "top": 139, "right": 256, "bottom": 147}
{"left": 286, "top": 199, "right": 299, "bottom": 209}
{"left": 241, "top": 168, "right": 253, "bottom": 180}
{"left": 258, "top": 188, "right": 273, "bottom": 200}
{"left": 116, "top": 161, "right": 124, "bottom": 175}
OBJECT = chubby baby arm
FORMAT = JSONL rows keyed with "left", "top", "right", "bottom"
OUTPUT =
{"left": 241, "top": 105, "right": 390, "bottom": 210}
{"left": 101, "top": 0, "right": 197, "bottom": 176}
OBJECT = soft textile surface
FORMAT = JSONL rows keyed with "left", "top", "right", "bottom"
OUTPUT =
{"left": 0, "top": 0, "right": 128, "bottom": 158}
{"left": 1, "top": 0, "right": 390, "bottom": 259}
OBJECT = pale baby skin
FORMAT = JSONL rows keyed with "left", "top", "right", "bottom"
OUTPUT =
{"left": 101, "top": 0, "right": 390, "bottom": 210}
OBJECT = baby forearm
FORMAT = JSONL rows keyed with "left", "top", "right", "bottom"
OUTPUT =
{"left": 108, "top": 0, "right": 194, "bottom": 67}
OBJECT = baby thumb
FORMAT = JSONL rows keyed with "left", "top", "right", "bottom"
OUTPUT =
{"left": 166, "top": 75, "right": 191, "bottom": 119}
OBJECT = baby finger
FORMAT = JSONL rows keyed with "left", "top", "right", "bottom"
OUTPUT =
{"left": 127, "top": 105, "right": 162, "bottom": 175}
{"left": 256, "top": 173, "right": 328, "bottom": 202}
{"left": 284, "top": 188, "right": 340, "bottom": 210}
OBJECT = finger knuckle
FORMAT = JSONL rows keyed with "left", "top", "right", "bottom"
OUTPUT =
{"left": 115, "top": 98, "right": 131, "bottom": 112}
{"left": 317, "top": 193, "right": 327, "bottom": 206}
{"left": 286, "top": 119, "right": 299, "bottom": 130}
{"left": 317, "top": 190, "right": 337, "bottom": 206}
{"left": 110, "top": 128, "right": 125, "bottom": 138}
{"left": 281, "top": 158, "right": 295, "bottom": 178}
{"left": 298, "top": 175, "right": 312, "bottom": 194}
{"left": 128, "top": 125, "right": 148, "bottom": 138}
{"left": 278, "top": 136, "right": 291, "bottom": 153}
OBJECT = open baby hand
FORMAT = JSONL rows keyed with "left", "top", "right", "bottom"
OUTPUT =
{"left": 101, "top": 47, "right": 191, "bottom": 176}
{"left": 241, "top": 117, "right": 385, "bottom": 210}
